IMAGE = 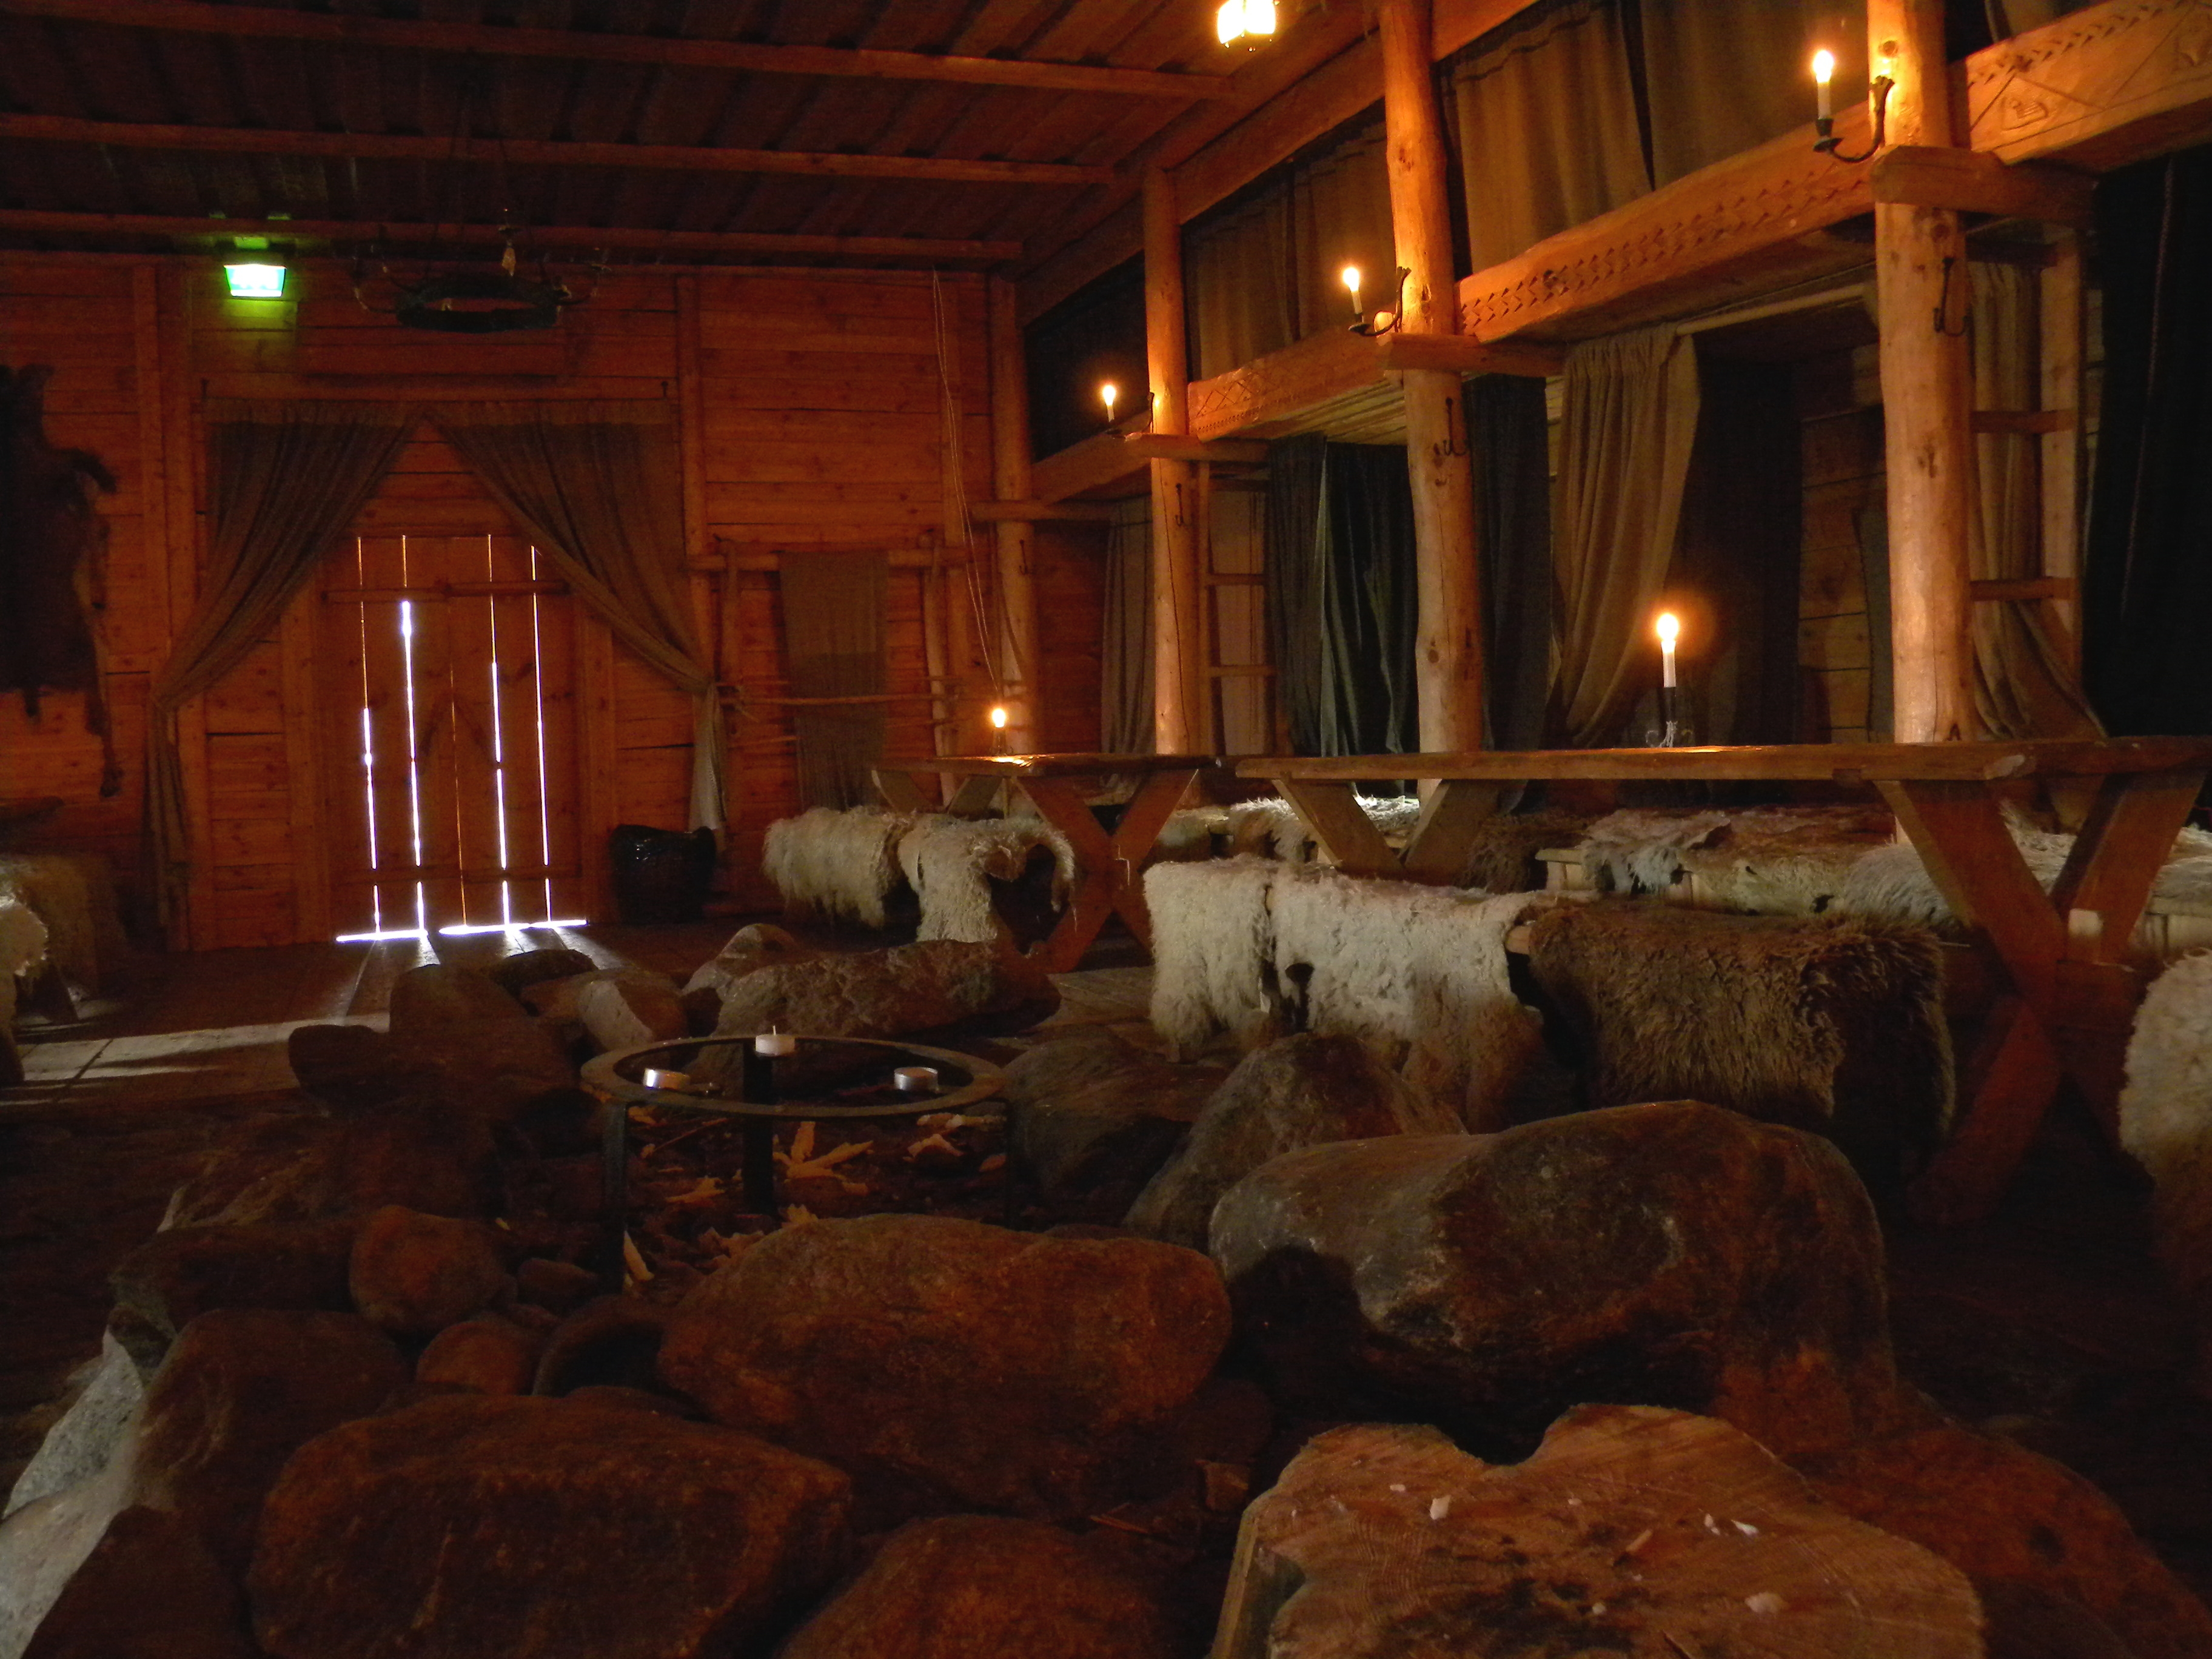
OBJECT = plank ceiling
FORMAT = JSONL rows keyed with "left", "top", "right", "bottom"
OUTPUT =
{"left": 0, "top": 0, "right": 1301, "bottom": 268}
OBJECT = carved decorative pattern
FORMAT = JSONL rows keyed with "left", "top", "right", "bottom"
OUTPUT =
{"left": 1965, "top": 0, "right": 2212, "bottom": 160}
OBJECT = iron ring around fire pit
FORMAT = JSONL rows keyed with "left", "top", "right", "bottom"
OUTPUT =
{"left": 583, "top": 1034, "right": 1007, "bottom": 1244}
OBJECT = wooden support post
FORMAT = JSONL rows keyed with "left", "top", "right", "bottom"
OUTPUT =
{"left": 1145, "top": 166, "right": 1208, "bottom": 755}
{"left": 1872, "top": 0, "right": 1976, "bottom": 742}
{"left": 1378, "top": 0, "right": 1486, "bottom": 755}
{"left": 988, "top": 275, "right": 1042, "bottom": 751}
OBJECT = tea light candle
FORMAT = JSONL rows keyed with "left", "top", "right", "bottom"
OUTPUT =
{"left": 641, "top": 1067, "right": 690, "bottom": 1091}
{"left": 894, "top": 1065, "right": 939, "bottom": 1093}
{"left": 754, "top": 1028, "right": 797, "bottom": 1057}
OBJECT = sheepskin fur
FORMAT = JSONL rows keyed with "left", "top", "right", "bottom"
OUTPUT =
{"left": 1837, "top": 816, "right": 2212, "bottom": 931}
{"left": 0, "top": 897, "right": 50, "bottom": 1084}
{"left": 1144, "top": 857, "right": 1284, "bottom": 1054}
{"left": 0, "top": 853, "right": 127, "bottom": 994}
{"left": 1271, "top": 866, "right": 1553, "bottom": 1130}
{"left": 1456, "top": 809, "right": 1597, "bottom": 893}
{"left": 1523, "top": 900, "right": 1953, "bottom": 1189}
{"left": 1575, "top": 806, "right": 1895, "bottom": 913}
{"left": 2120, "top": 950, "right": 2212, "bottom": 1387}
{"left": 760, "top": 806, "right": 916, "bottom": 929}
{"left": 896, "top": 816, "right": 1075, "bottom": 945}
{"left": 1227, "top": 798, "right": 1308, "bottom": 860}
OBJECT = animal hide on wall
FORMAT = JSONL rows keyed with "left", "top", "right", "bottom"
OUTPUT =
{"left": 0, "top": 365, "right": 119, "bottom": 793}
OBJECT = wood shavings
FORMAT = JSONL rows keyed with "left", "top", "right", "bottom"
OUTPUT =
{"left": 621, "top": 1232, "right": 652, "bottom": 1284}
{"left": 978, "top": 1153, "right": 1006, "bottom": 1173}
{"left": 775, "top": 1120, "right": 871, "bottom": 1182}
{"left": 907, "top": 1132, "right": 958, "bottom": 1160}
{"left": 781, "top": 1203, "right": 818, "bottom": 1225}
{"left": 662, "top": 1176, "right": 726, "bottom": 1208}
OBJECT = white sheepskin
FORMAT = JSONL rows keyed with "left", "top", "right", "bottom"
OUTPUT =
{"left": 1144, "top": 857, "right": 1282, "bottom": 1053}
{"left": 1143, "top": 858, "right": 1553, "bottom": 1128}
{"left": 1837, "top": 817, "right": 2212, "bottom": 931}
{"left": 897, "top": 816, "right": 1075, "bottom": 945}
{"left": 1271, "top": 866, "right": 1553, "bottom": 1131}
{"left": 2120, "top": 950, "right": 2212, "bottom": 1386}
{"left": 760, "top": 806, "right": 917, "bottom": 929}
{"left": 1222, "top": 794, "right": 1424, "bottom": 864}
{"left": 0, "top": 854, "right": 124, "bottom": 994}
{"left": 1, "top": 898, "right": 50, "bottom": 1081}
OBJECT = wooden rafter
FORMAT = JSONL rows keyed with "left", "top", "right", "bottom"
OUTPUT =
{"left": 0, "top": 0, "right": 1236, "bottom": 100}
{"left": 0, "top": 209, "right": 1021, "bottom": 264}
{"left": 0, "top": 113, "right": 1115, "bottom": 189}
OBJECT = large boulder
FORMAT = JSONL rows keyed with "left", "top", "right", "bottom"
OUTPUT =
{"left": 17, "top": 1507, "right": 254, "bottom": 1659}
{"left": 1004, "top": 1030, "right": 1224, "bottom": 1221}
{"left": 680, "top": 923, "right": 817, "bottom": 1026}
{"left": 289, "top": 1018, "right": 579, "bottom": 1126}
{"left": 712, "top": 940, "right": 1059, "bottom": 1045}
{"left": 1804, "top": 1424, "right": 2212, "bottom": 1659}
{"left": 657, "top": 1215, "right": 1230, "bottom": 1524}
{"left": 386, "top": 963, "right": 528, "bottom": 1030}
{"left": 1222, "top": 1408, "right": 1980, "bottom": 1659}
{"left": 131, "top": 1309, "right": 407, "bottom": 1570}
{"left": 159, "top": 1104, "right": 500, "bottom": 1228}
{"left": 572, "top": 969, "right": 689, "bottom": 1053}
{"left": 779, "top": 1514, "right": 1182, "bottom": 1659}
{"left": 109, "top": 1221, "right": 356, "bottom": 1356}
{"left": 1209, "top": 1101, "right": 1906, "bottom": 1460}
{"left": 417, "top": 1316, "right": 543, "bottom": 1396}
{"left": 247, "top": 1395, "right": 851, "bottom": 1659}
{"left": 1125, "top": 1033, "right": 1455, "bottom": 1250}
{"left": 347, "top": 1206, "right": 507, "bottom": 1337}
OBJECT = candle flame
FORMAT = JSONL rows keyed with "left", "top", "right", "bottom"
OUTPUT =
{"left": 1099, "top": 381, "right": 1118, "bottom": 415}
{"left": 1341, "top": 264, "right": 1362, "bottom": 295}
{"left": 1656, "top": 612, "right": 1680, "bottom": 648}
{"left": 1811, "top": 48, "right": 1835, "bottom": 85}
{"left": 990, "top": 705, "right": 1009, "bottom": 729}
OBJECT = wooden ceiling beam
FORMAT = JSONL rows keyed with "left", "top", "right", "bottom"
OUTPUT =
{"left": 1018, "top": 0, "right": 1545, "bottom": 321}
{"left": 0, "top": 0, "right": 1235, "bottom": 100}
{"left": 0, "top": 208, "right": 1021, "bottom": 263}
{"left": 0, "top": 112, "right": 1114, "bottom": 187}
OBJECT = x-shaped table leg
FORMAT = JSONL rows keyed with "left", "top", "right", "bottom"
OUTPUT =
{"left": 1272, "top": 778, "right": 1506, "bottom": 885}
{"left": 1886, "top": 768, "right": 2204, "bottom": 1223}
{"left": 1019, "top": 769, "right": 1201, "bottom": 974}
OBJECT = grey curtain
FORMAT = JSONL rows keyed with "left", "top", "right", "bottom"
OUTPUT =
{"left": 778, "top": 548, "right": 888, "bottom": 808}
{"left": 432, "top": 401, "right": 725, "bottom": 834}
{"left": 1264, "top": 435, "right": 1418, "bottom": 759}
{"left": 1968, "top": 262, "right": 2102, "bottom": 739}
{"left": 1553, "top": 324, "right": 1702, "bottom": 746}
{"left": 1639, "top": 3, "right": 1864, "bottom": 187}
{"left": 1450, "top": 0, "right": 1649, "bottom": 272}
{"left": 1469, "top": 375, "right": 1553, "bottom": 749}
{"left": 147, "top": 400, "right": 420, "bottom": 933}
{"left": 1101, "top": 499, "right": 1154, "bottom": 754}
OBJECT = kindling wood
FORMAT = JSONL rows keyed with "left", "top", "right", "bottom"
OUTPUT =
{"left": 1241, "top": 739, "right": 2212, "bottom": 1224}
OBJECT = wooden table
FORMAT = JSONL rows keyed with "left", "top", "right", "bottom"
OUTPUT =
{"left": 1237, "top": 740, "right": 2212, "bottom": 1224}
{"left": 874, "top": 752, "right": 1222, "bottom": 974}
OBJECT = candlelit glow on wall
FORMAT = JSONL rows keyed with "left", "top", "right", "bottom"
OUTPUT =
{"left": 1216, "top": 0, "right": 1276, "bottom": 48}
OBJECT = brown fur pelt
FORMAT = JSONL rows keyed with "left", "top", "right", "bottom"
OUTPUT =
{"left": 1455, "top": 809, "right": 1595, "bottom": 893}
{"left": 1576, "top": 805, "right": 1895, "bottom": 913}
{"left": 1523, "top": 899, "right": 1952, "bottom": 1191}
{"left": 1, "top": 366, "right": 118, "bottom": 771}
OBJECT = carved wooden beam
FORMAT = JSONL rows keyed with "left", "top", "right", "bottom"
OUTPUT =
{"left": 1870, "top": 144, "right": 2095, "bottom": 224}
{"left": 1962, "top": 0, "right": 2212, "bottom": 170}
{"left": 0, "top": 0, "right": 1235, "bottom": 100}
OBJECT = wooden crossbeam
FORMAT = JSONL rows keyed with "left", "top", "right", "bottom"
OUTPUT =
{"left": 0, "top": 112, "right": 1114, "bottom": 188}
{"left": 1869, "top": 144, "right": 2094, "bottom": 225}
{"left": 0, "top": 0, "right": 1235, "bottom": 101}
{"left": 0, "top": 208, "right": 1021, "bottom": 264}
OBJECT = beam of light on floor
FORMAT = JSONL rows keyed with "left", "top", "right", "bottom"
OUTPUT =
{"left": 434, "top": 920, "right": 590, "bottom": 936}
{"left": 335, "top": 928, "right": 430, "bottom": 943}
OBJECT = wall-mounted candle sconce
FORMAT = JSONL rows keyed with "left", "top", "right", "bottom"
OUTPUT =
{"left": 1099, "top": 381, "right": 1119, "bottom": 426}
{"left": 1345, "top": 264, "right": 1409, "bottom": 337}
{"left": 1813, "top": 49, "right": 1893, "bottom": 164}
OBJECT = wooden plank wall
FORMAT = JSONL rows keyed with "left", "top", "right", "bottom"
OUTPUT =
{"left": 0, "top": 255, "right": 1085, "bottom": 947}
{"left": 1796, "top": 343, "right": 1886, "bottom": 743}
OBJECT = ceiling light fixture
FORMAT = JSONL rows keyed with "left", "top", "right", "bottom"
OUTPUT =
{"left": 1216, "top": 0, "right": 1277, "bottom": 49}
{"left": 224, "top": 260, "right": 287, "bottom": 299}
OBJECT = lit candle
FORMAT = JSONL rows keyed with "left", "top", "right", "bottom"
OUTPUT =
{"left": 1341, "top": 264, "right": 1362, "bottom": 321}
{"left": 1812, "top": 49, "right": 1835, "bottom": 123}
{"left": 1099, "top": 381, "right": 1118, "bottom": 423}
{"left": 990, "top": 705, "right": 1008, "bottom": 731}
{"left": 894, "top": 1065, "right": 939, "bottom": 1094}
{"left": 754, "top": 1027, "right": 797, "bottom": 1057}
{"left": 1657, "top": 612, "right": 1680, "bottom": 689}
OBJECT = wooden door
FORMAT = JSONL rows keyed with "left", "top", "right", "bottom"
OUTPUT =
{"left": 318, "top": 532, "right": 586, "bottom": 939}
